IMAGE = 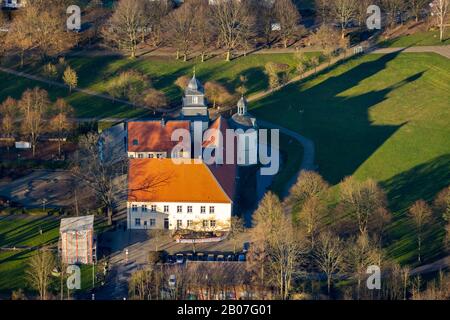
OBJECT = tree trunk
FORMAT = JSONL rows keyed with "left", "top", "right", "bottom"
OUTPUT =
{"left": 107, "top": 206, "right": 113, "bottom": 226}
{"left": 176, "top": 50, "right": 180, "bottom": 60}
{"left": 226, "top": 50, "right": 231, "bottom": 62}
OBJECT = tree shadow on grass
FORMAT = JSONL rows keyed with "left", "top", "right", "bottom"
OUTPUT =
{"left": 251, "top": 51, "right": 427, "bottom": 185}
{"left": 383, "top": 154, "right": 450, "bottom": 264}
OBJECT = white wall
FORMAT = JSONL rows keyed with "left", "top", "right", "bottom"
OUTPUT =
{"left": 127, "top": 201, "right": 232, "bottom": 231}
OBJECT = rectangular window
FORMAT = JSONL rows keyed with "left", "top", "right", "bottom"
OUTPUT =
{"left": 135, "top": 218, "right": 141, "bottom": 226}
{"left": 164, "top": 205, "right": 169, "bottom": 213}
{"left": 187, "top": 206, "right": 192, "bottom": 213}
{"left": 150, "top": 219, "right": 156, "bottom": 227}
{"left": 177, "top": 206, "right": 182, "bottom": 213}
{"left": 202, "top": 220, "right": 208, "bottom": 228}
{"left": 142, "top": 205, "right": 147, "bottom": 212}
{"left": 149, "top": 154, "right": 154, "bottom": 158}
{"left": 151, "top": 205, "right": 157, "bottom": 212}
{"left": 187, "top": 220, "right": 193, "bottom": 228}
{"left": 193, "top": 96, "right": 198, "bottom": 104}
{"left": 157, "top": 153, "right": 162, "bottom": 159}
{"left": 132, "top": 139, "right": 139, "bottom": 146}
{"left": 138, "top": 153, "right": 144, "bottom": 159}
{"left": 200, "top": 206, "right": 206, "bottom": 214}
{"left": 210, "top": 220, "right": 216, "bottom": 228}
{"left": 177, "top": 220, "right": 183, "bottom": 229}
{"left": 131, "top": 204, "right": 138, "bottom": 212}
{"left": 209, "top": 206, "right": 215, "bottom": 214}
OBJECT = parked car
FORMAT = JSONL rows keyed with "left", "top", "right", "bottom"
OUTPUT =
{"left": 176, "top": 254, "right": 184, "bottom": 264}
{"left": 186, "top": 253, "right": 194, "bottom": 261}
{"left": 216, "top": 255, "right": 224, "bottom": 262}
{"left": 166, "top": 255, "right": 175, "bottom": 264}
{"left": 226, "top": 254, "right": 234, "bottom": 262}
{"left": 243, "top": 242, "right": 250, "bottom": 253}
{"left": 207, "top": 254, "right": 215, "bottom": 262}
{"left": 168, "top": 274, "right": 176, "bottom": 288}
{"left": 238, "top": 254, "right": 246, "bottom": 262}
{"left": 196, "top": 253, "right": 206, "bottom": 261}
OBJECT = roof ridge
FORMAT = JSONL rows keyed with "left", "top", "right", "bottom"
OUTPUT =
{"left": 203, "top": 163, "right": 233, "bottom": 204}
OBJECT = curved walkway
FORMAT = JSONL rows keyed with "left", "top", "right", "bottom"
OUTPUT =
{"left": 255, "top": 117, "right": 316, "bottom": 197}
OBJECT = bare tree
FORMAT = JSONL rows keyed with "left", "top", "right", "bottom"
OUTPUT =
{"left": 314, "top": 231, "right": 344, "bottom": 296}
{"left": 0, "top": 97, "right": 18, "bottom": 151}
{"left": 63, "top": 66, "right": 78, "bottom": 93}
{"left": 211, "top": 0, "right": 256, "bottom": 61}
{"left": 27, "top": 248, "right": 55, "bottom": 300}
{"left": 142, "top": 0, "right": 173, "bottom": 48}
{"left": 164, "top": 2, "right": 197, "bottom": 61}
{"left": 18, "top": 87, "right": 51, "bottom": 157}
{"left": 6, "top": 1, "right": 76, "bottom": 62}
{"left": 315, "top": 0, "right": 332, "bottom": 23}
{"left": 330, "top": 0, "right": 358, "bottom": 38}
{"left": 345, "top": 233, "right": 382, "bottom": 300}
{"left": 228, "top": 216, "right": 245, "bottom": 254}
{"left": 204, "top": 81, "right": 233, "bottom": 109}
{"left": 250, "top": 192, "right": 305, "bottom": 299}
{"left": 288, "top": 170, "right": 329, "bottom": 207}
{"left": 102, "top": 0, "right": 147, "bottom": 58}
{"left": 274, "top": 0, "right": 301, "bottom": 48}
{"left": 72, "top": 132, "right": 128, "bottom": 225}
{"left": 339, "top": 176, "right": 388, "bottom": 236}
{"left": 142, "top": 88, "right": 168, "bottom": 113}
{"left": 430, "top": 0, "right": 449, "bottom": 42}
{"left": 297, "top": 196, "right": 327, "bottom": 249}
{"left": 409, "top": 0, "right": 429, "bottom": 22}
{"left": 192, "top": 0, "right": 215, "bottom": 62}
{"left": 310, "top": 24, "right": 342, "bottom": 62}
{"left": 408, "top": 200, "right": 433, "bottom": 262}
{"left": 49, "top": 98, "right": 74, "bottom": 158}
{"left": 381, "top": 0, "right": 408, "bottom": 27}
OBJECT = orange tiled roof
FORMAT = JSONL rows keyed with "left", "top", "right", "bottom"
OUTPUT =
{"left": 206, "top": 117, "right": 237, "bottom": 201}
{"left": 127, "top": 121, "right": 190, "bottom": 153}
{"left": 128, "top": 158, "right": 232, "bottom": 204}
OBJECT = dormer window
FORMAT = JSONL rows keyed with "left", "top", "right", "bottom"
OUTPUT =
{"left": 132, "top": 139, "right": 139, "bottom": 146}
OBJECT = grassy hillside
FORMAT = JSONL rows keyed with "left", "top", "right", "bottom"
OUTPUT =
{"left": 1, "top": 53, "right": 320, "bottom": 118}
{"left": 250, "top": 52, "right": 450, "bottom": 264}
{"left": 379, "top": 30, "right": 450, "bottom": 47}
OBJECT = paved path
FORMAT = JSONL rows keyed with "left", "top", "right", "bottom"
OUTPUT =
{"left": 256, "top": 118, "right": 316, "bottom": 198}
{"left": 370, "top": 45, "right": 450, "bottom": 59}
{"left": 0, "top": 66, "right": 178, "bottom": 116}
{"left": 410, "top": 255, "right": 450, "bottom": 276}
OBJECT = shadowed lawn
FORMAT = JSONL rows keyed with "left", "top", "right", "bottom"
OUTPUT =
{"left": 379, "top": 30, "right": 450, "bottom": 47}
{"left": 250, "top": 52, "right": 450, "bottom": 264}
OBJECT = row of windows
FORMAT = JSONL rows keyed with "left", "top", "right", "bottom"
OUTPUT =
{"left": 130, "top": 153, "right": 165, "bottom": 159}
{"left": 134, "top": 219, "right": 216, "bottom": 228}
{"left": 131, "top": 204, "right": 215, "bottom": 214}
{"left": 134, "top": 218, "right": 156, "bottom": 227}
{"left": 176, "top": 220, "right": 216, "bottom": 228}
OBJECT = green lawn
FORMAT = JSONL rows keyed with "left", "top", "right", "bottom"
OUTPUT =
{"left": 250, "top": 52, "right": 450, "bottom": 264}
{"left": 379, "top": 30, "right": 450, "bottom": 47}
{"left": 1, "top": 53, "right": 321, "bottom": 119}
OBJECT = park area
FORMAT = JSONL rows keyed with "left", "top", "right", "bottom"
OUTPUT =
{"left": 250, "top": 51, "right": 450, "bottom": 264}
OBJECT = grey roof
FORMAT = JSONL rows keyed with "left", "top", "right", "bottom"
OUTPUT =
{"left": 185, "top": 75, "right": 204, "bottom": 95}
{"left": 231, "top": 114, "right": 257, "bottom": 129}
{"left": 60, "top": 216, "right": 94, "bottom": 233}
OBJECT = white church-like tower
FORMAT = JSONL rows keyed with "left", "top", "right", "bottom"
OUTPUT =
{"left": 181, "top": 72, "right": 209, "bottom": 132}
{"left": 230, "top": 96, "right": 258, "bottom": 166}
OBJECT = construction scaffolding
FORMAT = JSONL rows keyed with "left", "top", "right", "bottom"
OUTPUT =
{"left": 59, "top": 216, "right": 96, "bottom": 265}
